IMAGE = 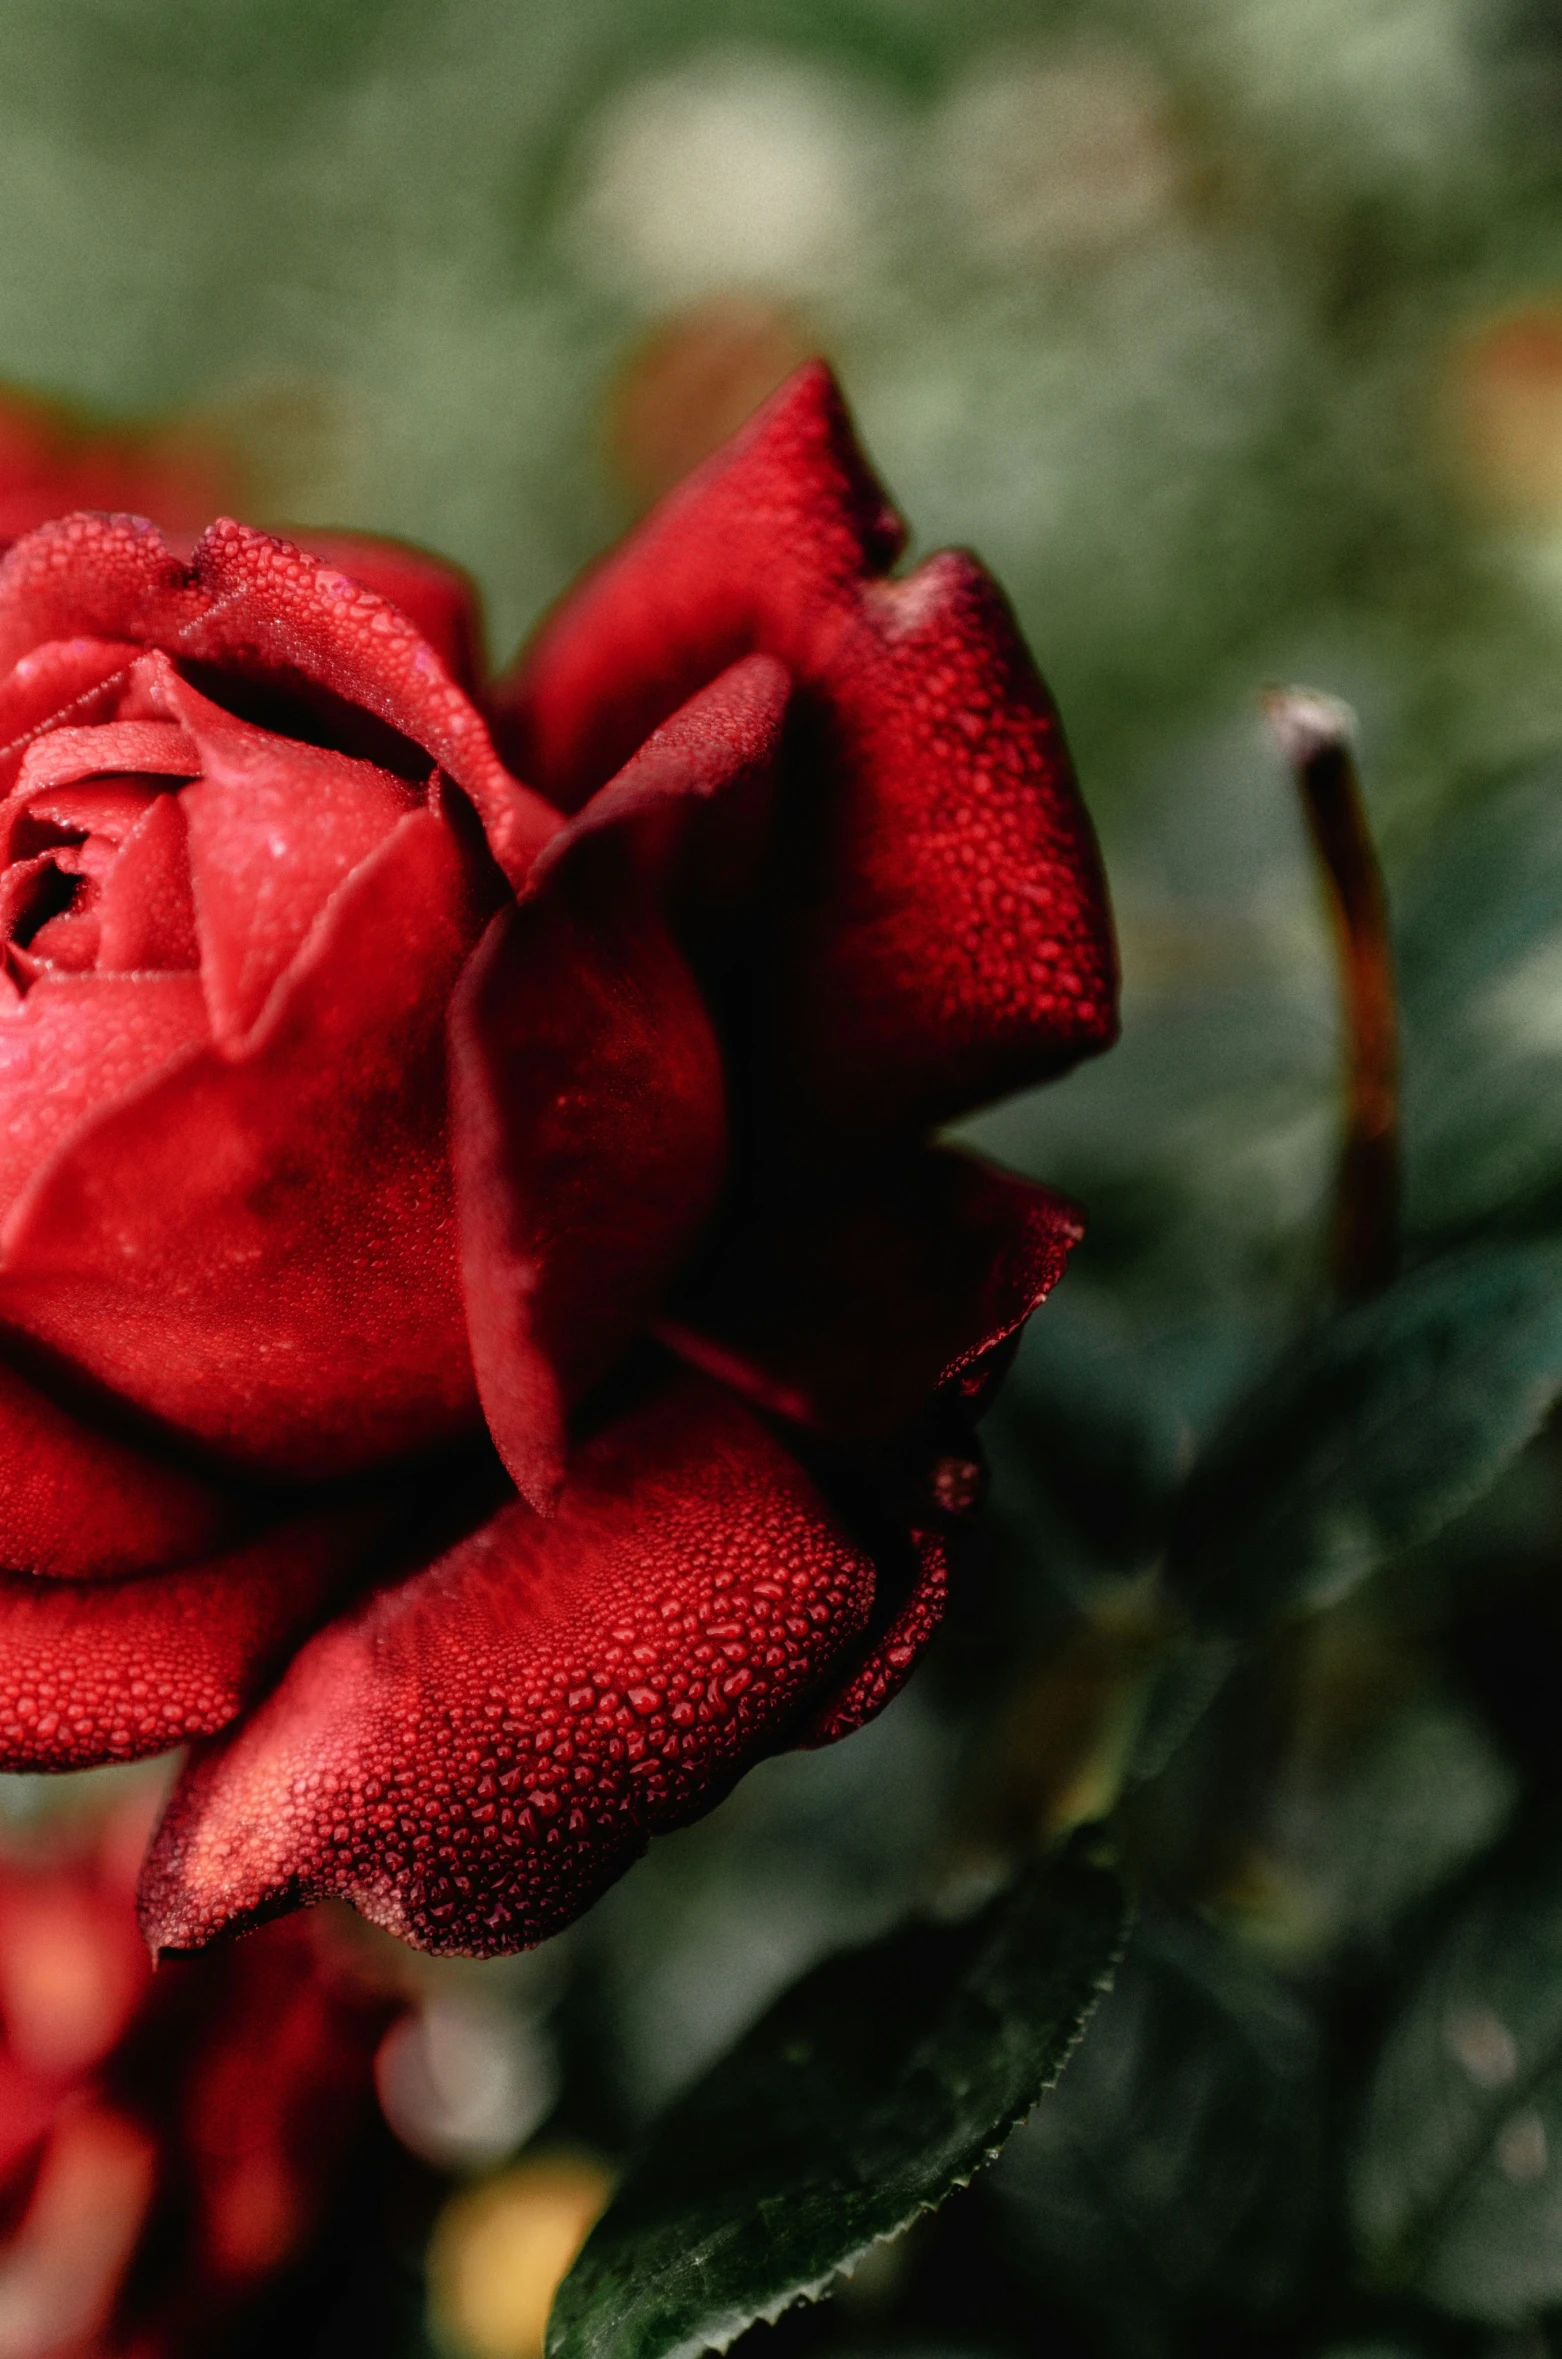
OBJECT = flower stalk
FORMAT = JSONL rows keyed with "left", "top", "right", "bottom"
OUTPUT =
{"left": 1265, "top": 686, "right": 1402, "bottom": 1303}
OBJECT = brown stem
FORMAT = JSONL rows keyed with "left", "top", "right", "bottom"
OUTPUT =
{"left": 1264, "top": 686, "right": 1401, "bottom": 1302}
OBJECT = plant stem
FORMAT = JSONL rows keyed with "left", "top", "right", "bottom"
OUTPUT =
{"left": 1265, "top": 686, "right": 1401, "bottom": 1302}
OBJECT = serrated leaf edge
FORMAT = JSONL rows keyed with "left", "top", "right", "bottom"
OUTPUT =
{"left": 550, "top": 1891, "right": 1131, "bottom": 2359}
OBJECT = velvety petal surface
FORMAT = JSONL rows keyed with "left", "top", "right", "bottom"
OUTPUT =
{"left": 663, "top": 1148, "right": 1084, "bottom": 1444}
{"left": 0, "top": 515, "right": 557, "bottom": 885}
{"left": 0, "top": 808, "right": 486, "bottom": 1478}
{"left": 287, "top": 530, "right": 487, "bottom": 695}
{"left": 0, "top": 642, "right": 147, "bottom": 800}
{"left": 449, "top": 662, "right": 782, "bottom": 1511}
{"left": 0, "top": 975, "right": 209, "bottom": 1220}
{"left": 151, "top": 660, "right": 416, "bottom": 1041}
{"left": 16, "top": 718, "right": 198, "bottom": 792}
{"left": 0, "top": 1352, "right": 239, "bottom": 1581}
{"left": 95, "top": 793, "right": 200, "bottom": 972}
{"left": 537, "top": 652, "right": 790, "bottom": 923}
{"left": 451, "top": 894, "right": 724, "bottom": 1514}
{"left": 0, "top": 1505, "right": 390, "bottom": 1771}
{"left": 138, "top": 1376, "right": 878, "bottom": 1957}
{"left": 501, "top": 362, "right": 1117, "bottom": 1133}
{"left": 803, "top": 1532, "right": 950, "bottom": 1747}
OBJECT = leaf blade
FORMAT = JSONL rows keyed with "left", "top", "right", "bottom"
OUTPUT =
{"left": 546, "top": 1840, "right": 1130, "bottom": 2359}
{"left": 1165, "top": 1243, "right": 1562, "bottom": 1632}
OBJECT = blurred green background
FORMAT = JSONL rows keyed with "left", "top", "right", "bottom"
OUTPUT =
{"left": 12, "top": 5, "right": 1562, "bottom": 2353}
{"left": 6, "top": 0, "right": 1558, "bottom": 795}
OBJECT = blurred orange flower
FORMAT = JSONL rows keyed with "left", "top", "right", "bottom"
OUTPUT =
{"left": 1450, "top": 304, "right": 1562, "bottom": 516}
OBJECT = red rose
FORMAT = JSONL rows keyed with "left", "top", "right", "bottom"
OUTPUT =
{"left": 0, "top": 1800, "right": 394, "bottom": 2356}
{"left": 0, "top": 363, "right": 1116, "bottom": 1957}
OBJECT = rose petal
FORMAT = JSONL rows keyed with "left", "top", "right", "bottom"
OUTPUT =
{"left": 662, "top": 1148, "right": 1084, "bottom": 1443}
{"left": 16, "top": 720, "right": 198, "bottom": 794}
{"left": 180, "top": 518, "right": 554, "bottom": 882}
{"left": 449, "top": 663, "right": 781, "bottom": 1513}
{"left": 286, "top": 530, "right": 486, "bottom": 694}
{"left": 138, "top": 1376, "right": 878, "bottom": 1956}
{"left": 501, "top": 362, "right": 1117, "bottom": 1133}
{"left": 0, "top": 809, "right": 486, "bottom": 1479}
{"left": 153, "top": 663, "right": 416, "bottom": 1041}
{"left": 22, "top": 908, "right": 100, "bottom": 974}
{"left": 533, "top": 651, "right": 790, "bottom": 913}
{"left": 497, "top": 364, "right": 900, "bottom": 806}
{"left": 0, "top": 1350, "right": 238, "bottom": 1581}
{"left": 0, "top": 640, "right": 144, "bottom": 804}
{"left": 0, "top": 974, "right": 209, "bottom": 1221}
{"left": 0, "top": 1506, "right": 394, "bottom": 1772}
{"left": 95, "top": 794, "right": 199, "bottom": 972}
{"left": 451, "top": 896, "right": 725, "bottom": 1515}
{"left": 0, "top": 515, "right": 558, "bottom": 886}
{"left": 802, "top": 1532, "right": 950, "bottom": 1746}
{"left": 0, "top": 2050, "right": 61, "bottom": 2188}
{"left": 18, "top": 778, "right": 161, "bottom": 846}
{"left": 0, "top": 515, "right": 201, "bottom": 673}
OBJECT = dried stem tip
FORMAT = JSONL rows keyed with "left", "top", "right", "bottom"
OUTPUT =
{"left": 1263, "top": 685, "right": 1401, "bottom": 1303}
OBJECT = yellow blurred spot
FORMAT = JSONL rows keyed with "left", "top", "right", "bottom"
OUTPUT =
{"left": 428, "top": 2152, "right": 612, "bottom": 2359}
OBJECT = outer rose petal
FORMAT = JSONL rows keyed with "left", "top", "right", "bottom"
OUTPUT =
{"left": 0, "top": 809, "right": 486, "bottom": 1479}
{"left": 451, "top": 897, "right": 725, "bottom": 1515}
{"left": 138, "top": 1376, "right": 878, "bottom": 1957}
{"left": 537, "top": 651, "right": 790, "bottom": 922}
{"left": 663, "top": 1148, "right": 1084, "bottom": 1444}
{"left": 449, "top": 661, "right": 782, "bottom": 1512}
{"left": 0, "top": 514, "right": 557, "bottom": 886}
{"left": 0, "top": 1506, "right": 392, "bottom": 1771}
{"left": 802, "top": 1532, "right": 950, "bottom": 1746}
{"left": 500, "top": 362, "right": 1117, "bottom": 1132}
{"left": 0, "top": 1352, "right": 237, "bottom": 1581}
{"left": 499, "top": 365, "right": 900, "bottom": 803}
{"left": 285, "top": 530, "right": 486, "bottom": 694}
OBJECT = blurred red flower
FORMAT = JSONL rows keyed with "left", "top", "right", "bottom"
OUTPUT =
{"left": 0, "top": 1797, "right": 394, "bottom": 2358}
{"left": 0, "top": 361, "right": 1117, "bottom": 1957}
{"left": 0, "top": 387, "right": 240, "bottom": 548}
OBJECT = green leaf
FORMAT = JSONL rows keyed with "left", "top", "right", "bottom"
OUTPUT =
{"left": 545, "top": 1840, "right": 1130, "bottom": 2359}
{"left": 1398, "top": 753, "right": 1562, "bottom": 1240}
{"left": 993, "top": 1912, "right": 1320, "bottom": 2321}
{"left": 1252, "top": 1692, "right": 1516, "bottom": 1963}
{"left": 1164, "top": 1243, "right": 1562, "bottom": 1632}
{"left": 1351, "top": 1807, "right": 1562, "bottom": 2322}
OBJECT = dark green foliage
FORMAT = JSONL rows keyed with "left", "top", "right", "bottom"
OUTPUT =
{"left": 547, "top": 1843, "right": 1129, "bottom": 2359}
{"left": 1166, "top": 1245, "right": 1562, "bottom": 1631}
{"left": 1354, "top": 1807, "right": 1562, "bottom": 2322}
{"left": 994, "top": 1914, "right": 1321, "bottom": 2325}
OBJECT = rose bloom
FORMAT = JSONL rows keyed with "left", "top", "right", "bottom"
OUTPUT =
{"left": 0, "top": 1798, "right": 394, "bottom": 2357}
{"left": 0, "top": 363, "right": 1116, "bottom": 1957}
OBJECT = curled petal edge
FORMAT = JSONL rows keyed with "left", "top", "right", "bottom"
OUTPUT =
{"left": 138, "top": 1376, "right": 878, "bottom": 1957}
{"left": 0, "top": 1504, "right": 394, "bottom": 1772}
